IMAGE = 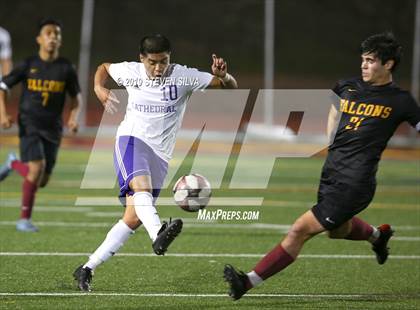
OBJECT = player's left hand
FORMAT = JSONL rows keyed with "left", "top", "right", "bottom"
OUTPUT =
{"left": 211, "top": 54, "right": 227, "bottom": 78}
{"left": 0, "top": 113, "right": 13, "bottom": 129}
{"left": 67, "top": 120, "right": 79, "bottom": 134}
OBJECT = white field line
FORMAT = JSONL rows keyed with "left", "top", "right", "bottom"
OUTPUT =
{"left": 0, "top": 221, "right": 110, "bottom": 228}
{"left": 0, "top": 199, "right": 76, "bottom": 207}
{"left": 0, "top": 206, "right": 93, "bottom": 212}
{"left": 86, "top": 212, "right": 125, "bottom": 217}
{"left": 74, "top": 197, "right": 419, "bottom": 209}
{"left": 48, "top": 180, "right": 81, "bottom": 187}
{"left": 75, "top": 197, "right": 265, "bottom": 206}
{"left": 2, "top": 197, "right": 417, "bottom": 209}
{"left": 0, "top": 221, "right": 419, "bottom": 236}
{"left": 394, "top": 237, "right": 420, "bottom": 241}
{"left": 0, "top": 252, "right": 419, "bottom": 260}
{"left": 0, "top": 292, "right": 418, "bottom": 299}
{"left": 84, "top": 213, "right": 219, "bottom": 222}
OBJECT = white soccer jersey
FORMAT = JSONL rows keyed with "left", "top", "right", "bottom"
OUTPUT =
{"left": 0, "top": 27, "right": 12, "bottom": 79}
{"left": 108, "top": 62, "right": 213, "bottom": 162}
{"left": 0, "top": 27, "right": 11, "bottom": 60}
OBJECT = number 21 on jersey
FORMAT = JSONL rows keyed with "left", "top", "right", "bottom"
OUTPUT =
{"left": 346, "top": 116, "right": 365, "bottom": 130}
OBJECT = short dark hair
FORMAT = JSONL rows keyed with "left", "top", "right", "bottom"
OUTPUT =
{"left": 139, "top": 34, "right": 171, "bottom": 55}
{"left": 38, "top": 18, "right": 63, "bottom": 34}
{"left": 360, "top": 32, "right": 402, "bottom": 72}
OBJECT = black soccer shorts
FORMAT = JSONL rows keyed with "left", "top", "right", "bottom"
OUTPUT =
{"left": 19, "top": 134, "right": 60, "bottom": 174}
{"left": 311, "top": 175, "right": 376, "bottom": 230}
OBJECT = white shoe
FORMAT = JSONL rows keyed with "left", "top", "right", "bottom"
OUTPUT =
{"left": 16, "top": 219, "right": 39, "bottom": 232}
{"left": 0, "top": 152, "right": 17, "bottom": 182}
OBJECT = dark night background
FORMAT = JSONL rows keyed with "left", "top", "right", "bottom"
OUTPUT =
{"left": 0, "top": 0, "right": 417, "bottom": 124}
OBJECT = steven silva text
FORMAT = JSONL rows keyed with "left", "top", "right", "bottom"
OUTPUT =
{"left": 117, "top": 77, "right": 200, "bottom": 88}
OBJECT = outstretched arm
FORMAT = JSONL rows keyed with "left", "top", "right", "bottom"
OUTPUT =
{"left": 0, "top": 61, "right": 27, "bottom": 129}
{"left": 94, "top": 63, "right": 120, "bottom": 114}
{"left": 327, "top": 104, "right": 340, "bottom": 143}
{"left": 0, "top": 57, "right": 12, "bottom": 76}
{"left": 0, "top": 90, "right": 12, "bottom": 129}
{"left": 207, "top": 54, "right": 238, "bottom": 89}
{"left": 67, "top": 93, "right": 82, "bottom": 134}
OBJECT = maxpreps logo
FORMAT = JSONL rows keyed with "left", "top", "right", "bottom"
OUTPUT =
{"left": 197, "top": 209, "right": 260, "bottom": 221}
{"left": 80, "top": 89, "right": 342, "bottom": 196}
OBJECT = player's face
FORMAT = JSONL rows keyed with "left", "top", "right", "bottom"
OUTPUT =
{"left": 360, "top": 53, "right": 392, "bottom": 85}
{"left": 37, "top": 24, "right": 62, "bottom": 53}
{"left": 140, "top": 52, "right": 170, "bottom": 78}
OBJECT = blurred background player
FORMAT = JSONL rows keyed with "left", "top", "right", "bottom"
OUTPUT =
{"left": 73, "top": 34, "right": 237, "bottom": 292}
{"left": 224, "top": 32, "right": 420, "bottom": 300}
{"left": 0, "top": 18, "right": 82, "bottom": 232}
{"left": 0, "top": 26, "right": 12, "bottom": 77}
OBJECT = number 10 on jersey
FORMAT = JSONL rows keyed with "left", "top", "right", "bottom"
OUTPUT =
{"left": 160, "top": 85, "right": 178, "bottom": 102}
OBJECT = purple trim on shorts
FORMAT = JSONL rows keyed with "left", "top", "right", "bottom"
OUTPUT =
{"left": 114, "top": 136, "right": 168, "bottom": 204}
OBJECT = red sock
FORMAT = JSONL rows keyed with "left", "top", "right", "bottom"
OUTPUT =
{"left": 20, "top": 179, "right": 38, "bottom": 219}
{"left": 345, "top": 217, "right": 373, "bottom": 240}
{"left": 253, "top": 244, "right": 295, "bottom": 281}
{"left": 11, "top": 160, "right": 29, "bottom": 178}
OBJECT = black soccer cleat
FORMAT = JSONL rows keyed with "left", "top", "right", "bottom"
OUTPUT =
{"left": 73, "top": 265, "right": 93, "bottom": 292}
{"left": 223, "top": 264, "right": 249, "bottom": 300}
{"left": 152, "top": 218, "right": 183, "bottom": 255}
{"left": 372, "top": 224, "right": 394, "bottom": 265}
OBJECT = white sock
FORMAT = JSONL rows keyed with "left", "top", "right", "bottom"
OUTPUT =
{"left": 83, "top": 220, "right": 134, "bottom": 270}
{"left": 368, "top": 226, "right": 380, "bottom": 244}
{"left": 247, "top": 270, "right": 263, "bottom": 287}
{"left": 133, "top": 191, "right": 162, "bottom": 242}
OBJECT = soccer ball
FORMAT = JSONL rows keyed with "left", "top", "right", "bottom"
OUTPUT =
{"left": 173, "top": 174, "right": 212, "bottom": 212}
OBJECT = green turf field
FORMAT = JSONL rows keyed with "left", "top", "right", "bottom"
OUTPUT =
{"left": 0, "top": 146, "right": 419, "bottom": 309}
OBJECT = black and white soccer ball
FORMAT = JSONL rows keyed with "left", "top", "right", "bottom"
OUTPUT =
{"left": 173, "top": 174, "right": 212, "bottom": 212}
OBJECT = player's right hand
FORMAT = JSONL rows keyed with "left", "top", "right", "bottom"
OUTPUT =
{"left": 0, "top": 114, "right": 13, "bottom": 129}
{"left": 94, "top": 85, "right": 120, "bottom": 114}
{"left": 211, "top": 54, "right": 227, "bottom": 78}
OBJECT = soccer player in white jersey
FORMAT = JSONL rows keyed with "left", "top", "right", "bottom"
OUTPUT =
{"left": 0, "top": 27, "right": 12, "bottom": 77}
{"left": 73, "top": 34, "right": 238, "bottom": 291}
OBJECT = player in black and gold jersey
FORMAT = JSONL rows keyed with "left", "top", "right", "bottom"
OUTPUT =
{"left": 0, "top": 18, "right": 82, "bottom": 232}
{"left": 224, "top": 32, "right": 420, "bottom": 300}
